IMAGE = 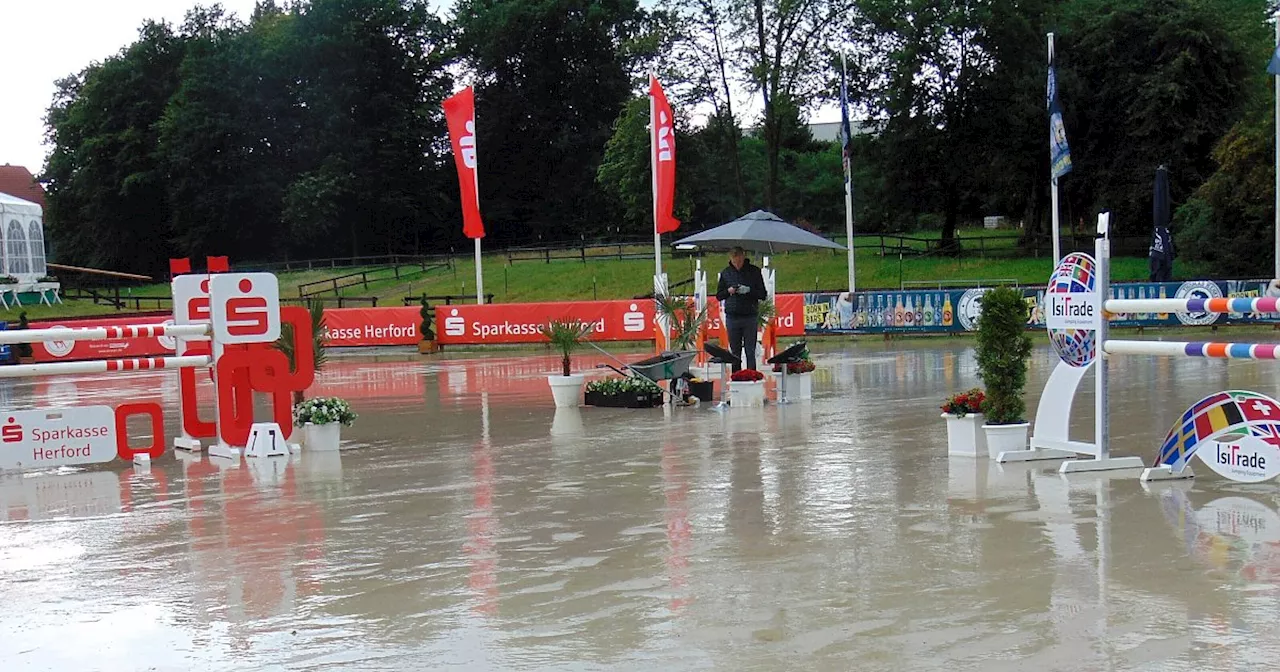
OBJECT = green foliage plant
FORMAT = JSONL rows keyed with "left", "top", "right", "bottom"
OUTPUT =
{"left": 538, "top": 318, "right": 593, "bottom": 377}
{"left": 975, "top": 286, "right": 1033, "bottom": 425}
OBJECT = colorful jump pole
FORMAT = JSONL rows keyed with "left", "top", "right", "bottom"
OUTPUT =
{"left": 0, "top": 323, "right": 209, "bottom": 345}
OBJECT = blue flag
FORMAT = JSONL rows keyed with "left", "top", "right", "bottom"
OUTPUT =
{"left": 839, "top": 56, "right": 853, "bottom": 189}
{"left": 1048, "top": 55, "right": 1072, "bottom": 179}
{"left": 1268, "top": 45, "right": 1280, "bottom": 75}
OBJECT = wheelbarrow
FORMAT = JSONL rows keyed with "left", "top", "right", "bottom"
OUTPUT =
{"left": 589, "top": 343, "right": 698, "bottom": 405}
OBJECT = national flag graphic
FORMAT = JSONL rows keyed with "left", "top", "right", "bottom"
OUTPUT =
{"left": 1240, "top": 394, "right": 1280, "bottom": 423}
{"left": 1268, "top": 45, "right": 1280, "bottom": 76}
{"left": 650, "top": 76, "right": 680, "bottom": 235}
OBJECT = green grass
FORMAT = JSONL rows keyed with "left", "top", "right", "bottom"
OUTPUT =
{"left": 3, "top": 228, "right": 1204, "bottom": 319}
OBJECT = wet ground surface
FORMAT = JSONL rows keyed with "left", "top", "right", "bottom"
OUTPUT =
{"left": 4, "top": 340, "right": 1280, "bottom": 670}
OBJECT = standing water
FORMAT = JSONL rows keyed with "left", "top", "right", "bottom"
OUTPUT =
{"left": 2, "top": 341, "right": 1280, "bottom": 671}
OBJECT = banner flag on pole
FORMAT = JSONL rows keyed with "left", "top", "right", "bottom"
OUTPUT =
{"left": 839, "top": 55, "right": 853, "bottom": 189}
{"left": 1048, "top": 46, "right": 1072, "bottom": 180}
{"left": 1268, "top": 44, "right": 1280, "bottom": 75}
{"left": 650, "top": 76, "right": 680, "bottom": 235}
{"left": 443, "top": 87, "right": 485, "bottom": 239}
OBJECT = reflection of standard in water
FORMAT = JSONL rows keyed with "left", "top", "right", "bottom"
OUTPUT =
{"left": 3, "top": 346, "right": 1280, "bottom": 669}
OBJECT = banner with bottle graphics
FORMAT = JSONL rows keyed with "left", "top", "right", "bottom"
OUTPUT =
{"left": 802, "top": 279, "right": 1280, "bottom": 334}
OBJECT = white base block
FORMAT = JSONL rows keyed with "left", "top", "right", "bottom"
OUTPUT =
{"left": 997, "top": 448, "right": 1081, "bottom": 463}
{"left": 1058, "top": 455, "right": 1146, "bottom": 473}
{"left": 173, "top": 436, "right": 203, "bottom": 452}
{"left": 132, "top": 453, "right": 151, "bottom": 466}
{"left": 1141, "top": 464, "right": 1195, "bottom": 482}
{"left": 209, "top": 442, "right": 241, "bottom": 460}
{"left": 728, "top": 381, "right": 765, "bottom": 407}
{"left": 289, "top": 442, "right": 303, "bottom": 454}
{"left": 245, "top": 422, "right": 289, "bottom": 458}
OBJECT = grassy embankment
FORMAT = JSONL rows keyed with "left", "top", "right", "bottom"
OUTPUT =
{"left": 3, "top": 228, "right": 1198, "bottom": 320}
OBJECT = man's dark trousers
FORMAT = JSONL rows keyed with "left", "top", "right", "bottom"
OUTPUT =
{"left": 726, "top": 314, "right": 756, "bottom": 373}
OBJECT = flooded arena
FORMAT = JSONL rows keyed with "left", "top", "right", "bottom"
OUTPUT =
{"left": 4, "top": 340, "right": 1280, "bottom": 671}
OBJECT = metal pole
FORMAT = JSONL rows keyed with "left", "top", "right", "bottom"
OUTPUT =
{"left": 474, "top": 238, "right": 484, "bottom": 305}
{"left": 651, "top": 76, "right": 662, "bottom": 279}
{"left": 1274, "top": 18, "right": 1279, "bottom": 277}
{"left": 1095, "top": 229, "right": 1110, "bottom": 461}
{"left": 842, "top": 52, "right": 856, "bottom": 293}
{"left": 1050, "top": 33, "right": 1062, "bottom": 265}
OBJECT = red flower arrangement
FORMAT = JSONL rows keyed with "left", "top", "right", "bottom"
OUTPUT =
{"left": 772, "top": 359, "right": 815, "bottom": 374}
{"left": 730, "top": 369, "right": 765, "bottom": 382}
{"left": 941, "top": 388, "right": 986, "bottom": 417}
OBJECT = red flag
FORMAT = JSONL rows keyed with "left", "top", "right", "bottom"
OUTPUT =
{"left": 443, "top": 87, "right": 485, "bottom": 239}
{"left": 650, "top": 76, "right": 680, "bottom": 234}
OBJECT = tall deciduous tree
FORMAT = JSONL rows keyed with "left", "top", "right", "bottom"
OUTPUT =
{"left": 453, "top": 0, "right": 659, "bottom": 242}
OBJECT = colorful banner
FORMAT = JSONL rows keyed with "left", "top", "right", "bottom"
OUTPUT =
{"left": 802, "top": 279, "right": 1280, "bottom": 334}
{"left": 650, "top": 76, "right": 680, "bottom": 235}
{"left": 438, "top": 299, "right": 655, "bottom": 345}
{"left": 443, "top": 86, "right": 484, "bottom": 239}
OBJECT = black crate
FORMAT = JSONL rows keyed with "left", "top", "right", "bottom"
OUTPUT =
{"left": 686, "top": 380, "right": 714, "bottom": 402}
{"left": 584, "top": 389, "right": 664, "bottom": 408}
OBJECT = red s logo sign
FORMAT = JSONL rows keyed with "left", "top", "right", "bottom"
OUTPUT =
{"left": 2, "top": 418, "right": 22, "bottom": 443}
{"left": 226, "top": 278, "right": 269, "bottom": 336}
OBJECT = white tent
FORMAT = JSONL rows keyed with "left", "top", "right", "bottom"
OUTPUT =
{"left": 0, "top": 192, "right": 47, "bottom": 283}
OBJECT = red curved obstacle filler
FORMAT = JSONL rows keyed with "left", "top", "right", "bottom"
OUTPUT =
{"left": 115, "top": 403, "right": 165, "bottom": 463}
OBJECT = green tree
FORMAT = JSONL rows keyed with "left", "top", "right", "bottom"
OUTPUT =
{"left": 43, "top": 20, "right": 186, "bottom": 275}
{"left": 454, "top": 0, "right": 659, "bottom": 242}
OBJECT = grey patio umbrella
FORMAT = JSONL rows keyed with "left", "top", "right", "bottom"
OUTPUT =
{"left": 672, "top": 210, "right": 846, "bottom": 254}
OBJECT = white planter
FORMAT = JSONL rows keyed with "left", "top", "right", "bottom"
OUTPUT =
{"left": 292, "top": 424, "right": 309, "bottom": 447}
{"left": 307, "top": 422, "right": 342, "bottom": 452}
{"left": 942, "top": 413, "right": 987, "bottom": 457}
{"left": 728, "top": 380, "right": 765, "bottom": 407}
{"left": 770, "top": 371, "right": 812, "bottom": 400}
{"left": 983, "top": 422, "right": 1030, "bottom": 459}
{"left": 547, "top": 374, "right": 586, "bottom": 408}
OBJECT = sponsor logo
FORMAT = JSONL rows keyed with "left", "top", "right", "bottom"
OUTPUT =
{"left": 444, "top": 308, "right": 465, "bottom": 337}
{"left": 623, "top": 303, "right": 645, "bottom": 332}
{"left": 1174, "top": 281, "right": 1223, "bottom": 327}
{"left": 957, "top": 289, "right": 988, "bottom": 332}
{"left": 1198, "top": 435, "right": 1280, "bottom": 483}
{"left": 2, "top": 417, "right": 22, "bottom": 443}
{"left": 43, "top": 324, "right": 74, "bottom": 359}
{"left": 1046, "top": 292, "right": 1099, "bottom": 330}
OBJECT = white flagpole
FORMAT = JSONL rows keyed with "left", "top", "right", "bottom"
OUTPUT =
{"left": 842, "top": 52, "right": 856, "bottom": 293}
{"left": 1050, "top": 33, "right": 1062, "bottom": 265}
{"left": 650, "top": 74, "right": 662, "bottom": 280}
{"left": 1274, "top": 18, "right": 1279, "bottom": 277}
{"left": 473, "top": 103, "right": 485, "bottom": 305}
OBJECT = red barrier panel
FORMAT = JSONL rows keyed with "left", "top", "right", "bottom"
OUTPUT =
{"left": 28, "top": 296, "right": 805, "bottom": 355}
{"left": 322, "top": 307, "right": 420, "bottom": 347}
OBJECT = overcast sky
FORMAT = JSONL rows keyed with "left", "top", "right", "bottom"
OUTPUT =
{"left": 1, "top": 0, "right": 840, "bottom": 178}
{"left": 0, "top": 1, "right": 266, "bottom": 174}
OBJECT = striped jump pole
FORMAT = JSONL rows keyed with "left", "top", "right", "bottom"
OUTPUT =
{"left": 0, "top": 323, "right": 210, "bottom": 345}
{"left": 0, "top": 355, "right": 212, "bottom": 379}
{"left": 1016, "top": 211, "right": 1280, "bottom": 480}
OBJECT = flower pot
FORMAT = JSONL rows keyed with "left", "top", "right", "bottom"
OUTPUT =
{"left": 770, "top": 371, "right": 812, "bottom": 400}
{"left": 942, "top": 412, "right": 987, "bottom": 457}
{"left": 983, "top": 422, "right": 1030, "bottom": 459}
{"left": 307, "top": 422, "right": 342, "bottom": 452}
{"left": 292, "top": 424, "right": 309, "bottom": 447}
{"left": 685, "top": 380, "right": 714, "bottom": 403}
{"left": 728, "top": 380, "right": 765, "bottom": 407}
{"left": 584, "top": 389, "right": 663, "bottom": 408}
{"left": 547, "top": 374, "right": 586, "bottom": 408}
{"left": 418, "top": 340, "right": 439, "bottom": 354}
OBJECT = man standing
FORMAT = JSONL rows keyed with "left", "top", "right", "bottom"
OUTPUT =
{"left": 715, "top": 246, "right": 767, "bottom": 372}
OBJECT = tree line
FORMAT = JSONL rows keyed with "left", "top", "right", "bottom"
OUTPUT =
{"left": 41, "top": 0, "right": 1277, "bottom": 277}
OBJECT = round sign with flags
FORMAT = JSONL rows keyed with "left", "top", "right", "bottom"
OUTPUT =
{"left": 1045, "top": 252, "right": 1100, "bottom": 367}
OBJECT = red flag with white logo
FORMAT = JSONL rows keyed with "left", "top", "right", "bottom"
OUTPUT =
{"left": 443, "top": 87, "right": 485, "bottom": 239}
{"left": 650, "top": 77, "right": 680, "bottom": 234}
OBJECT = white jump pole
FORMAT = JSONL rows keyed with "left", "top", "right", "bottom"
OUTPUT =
{"left": 0, "top": 323, "right": 209, "bottom": 345}
{"left": 0, "top": 355, "right": 211, "bottom": 379}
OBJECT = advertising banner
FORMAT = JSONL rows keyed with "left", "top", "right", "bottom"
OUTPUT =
{"left": 438, "top": 300, "right": 656, "bottom": 345}
{"left": 802, "top": 279, "right": 1280, "bottom": 335}
{"left": 322, "top": 308, "right": 420, "bottom": 347}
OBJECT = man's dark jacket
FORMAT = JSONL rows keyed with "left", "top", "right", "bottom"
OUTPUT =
{"left": 715, "top": 259, "right": 768, "bottom": 317}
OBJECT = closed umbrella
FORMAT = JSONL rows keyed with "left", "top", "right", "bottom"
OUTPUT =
{"left": 1150, "top": 165, "right": 1174, "bottom": 282}
{"left": 673, "top": 210, "right": 846, "bottom": 254}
